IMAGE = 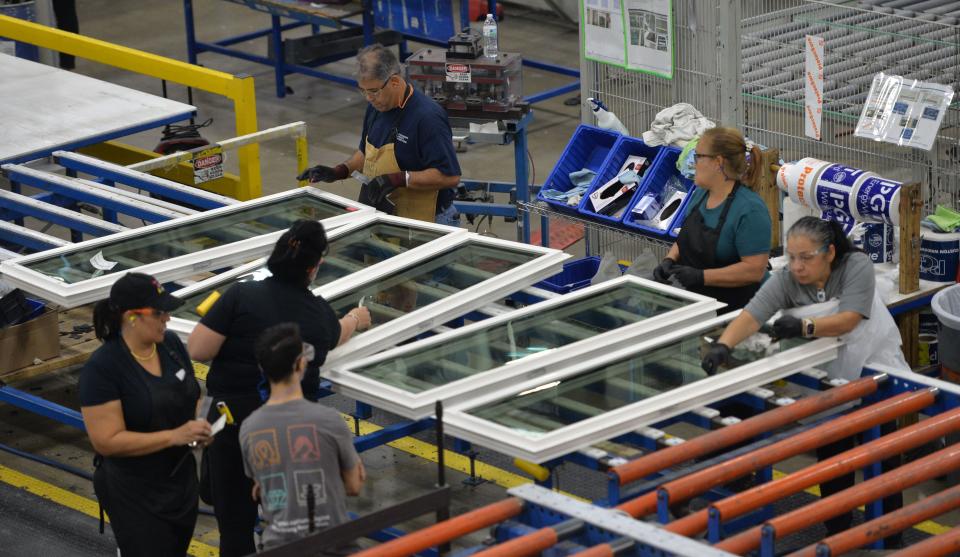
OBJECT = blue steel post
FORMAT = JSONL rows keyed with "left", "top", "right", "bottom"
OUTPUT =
{"left": 606, "top": 472, "right": 620, "bottom": 506}
{"left": 761, "top": 524, "right": 777, "bottom": 557}
{"left": 362, "top": 0, "right": 374, "bottom": 46}
{"left": 514, "top": 124, "right": 530, "bottom": 244}
{"left": 0, "top": 386, "right": 84, "bottom": 430}
{"left": 656, "top": 488, "right": 670, "bottom": 523}
{"left": 271, "top": 15, "right": 286, "bottom": 98}
{"left": 183, "top": 0, "right": 199, "bottom": 65}
{"left": 355, "top": 401, "right": 373, "bottom": 419}
{"left": 707, "top": 507, "right": 722, "bottom": 543}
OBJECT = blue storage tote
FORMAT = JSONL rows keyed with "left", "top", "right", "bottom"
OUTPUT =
{"left": 622, "top": 147, "right": 698, "bottom": 239}
{"left": 534, "top": 256, "right": 628, "bottom": 294}
{"left": 537, "top": 125, "right": 620, "bottom": 213}
{"left": 577, "top": 137, "right": 664, "bottom": 225}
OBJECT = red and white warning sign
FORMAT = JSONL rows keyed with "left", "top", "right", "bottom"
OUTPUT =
{"left": 445, "top": 63, "right": 471, "bottom": 83}
{"left": 193, "top": 146, "right": 224, "bottom": 185}
{"left": 804, "top": 35, "right": 825, "bottom": 141}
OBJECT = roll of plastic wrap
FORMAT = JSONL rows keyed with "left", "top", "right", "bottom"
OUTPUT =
{"left": 777, "top": 159, "right": 824, "bottom": 206}
{"left": 861, "top": 222, "right": 894, "bottom": 263}
{"left": 821, "top": 208, "right": 858, "bottom": 237}
{"left": 851, "top": 175, "right": 902, "bottom": 225}
{"left": 920, "top": 308, "right": 938, "bottom": 336}
{"left": 776, "top": 158, "right": 831, "bottom": 209}
{"left": 920, "top": 230, "right": 960, "bottom": 283}
{"left": 814, "top": 164, "right": 875, "bottom": 217}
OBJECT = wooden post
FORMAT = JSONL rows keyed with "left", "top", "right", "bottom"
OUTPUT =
{"left": 756, "top": 148, "right": 782, "bottom": 249}
{"left": 898, "top": 182, "right": 922, "bottom": 368}
{"left": 899, "top": 182, "right": 921, "bottom": 294}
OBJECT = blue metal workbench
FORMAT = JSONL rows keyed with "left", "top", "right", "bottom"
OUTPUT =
{"left": 183, "top": 0, "right": 579, "bottom": 103}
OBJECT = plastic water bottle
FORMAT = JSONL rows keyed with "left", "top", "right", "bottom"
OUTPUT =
{"left": 588, "top": 97, "right": 629, "bottom": 135}
{"left": 483, "top": 14, "right": 499, "bottom": 58}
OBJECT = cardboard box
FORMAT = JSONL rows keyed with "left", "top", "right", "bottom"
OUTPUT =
{"left": 0, "top": 307, "right": 60, "bottom": 374}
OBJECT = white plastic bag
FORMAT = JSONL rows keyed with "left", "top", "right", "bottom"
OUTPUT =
{"left": 591, "top": 252, "right": 624, "bottom": 285}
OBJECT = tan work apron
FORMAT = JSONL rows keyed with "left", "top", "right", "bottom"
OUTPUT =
{"left": 363, "top": 140, "right": 438, "bottom": 222}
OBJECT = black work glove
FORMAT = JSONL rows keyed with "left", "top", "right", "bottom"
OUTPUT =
{"left": 772, "top": 315, "right": 804, "bottom": 340}
{"left": 701, "top": 342, "right": 731, "bottom": 375}
{"left": 652, "top": 258, "right": 674, "bottom": 283}
{"left": 359, "top": 173, "right": 405, "bottom": 213}
{"left": 669, "top": 264, "right": 704, "bottom": 288}
{"left": 297, "top": 163, "right": 349, "bottom": 183}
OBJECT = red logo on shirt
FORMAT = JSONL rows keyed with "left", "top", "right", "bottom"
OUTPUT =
{"left": 248, "top": 429, "right": 281, "bottom": 470}
{"left": 288, "top": 424, "right": 321, "bottom": 463}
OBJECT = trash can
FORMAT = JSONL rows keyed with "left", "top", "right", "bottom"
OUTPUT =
{"left": 931, "top": 284, "right": 960, "bottom": 380}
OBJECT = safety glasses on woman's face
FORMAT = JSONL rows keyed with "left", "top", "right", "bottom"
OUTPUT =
{"left": 129, "top": 308, "right": 169, "bottom": 318}
{"left": 786, "top": 245, "right": 828, "bottom": 265}
{"left": 357, "top": 74, "right": 396, "bottom": 98}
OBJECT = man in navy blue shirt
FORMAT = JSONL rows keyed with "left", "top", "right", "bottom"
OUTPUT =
{"left": 299, "top": 44, "right": 462, "bottom": 225}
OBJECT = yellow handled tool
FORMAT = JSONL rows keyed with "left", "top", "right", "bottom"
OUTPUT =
{"left": 216, "top": 401, "right": 235, "bottom": 425}
{"left": 196, "top": 290, "right": 221, "bottom": 317}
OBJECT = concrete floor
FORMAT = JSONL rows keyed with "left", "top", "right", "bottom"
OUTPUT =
{"left": 0, "top": 1, "right": 584, "bottom": 555}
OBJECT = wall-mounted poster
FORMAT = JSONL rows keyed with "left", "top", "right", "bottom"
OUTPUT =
{"left": 580, "top": 0, "right": 673, "bottom": 79}
{"left": 583, "top": 0, "right": 626, "bottom": 66}
{"left": 624, "top": 0, "right": 673, "bottom": 78}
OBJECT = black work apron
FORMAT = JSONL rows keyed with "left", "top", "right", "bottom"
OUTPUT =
{"left": 676, "top": 183, "right": 759, "bottom": 311}
{"left": 93, "top": 343, "right": 200, "bottom": 557}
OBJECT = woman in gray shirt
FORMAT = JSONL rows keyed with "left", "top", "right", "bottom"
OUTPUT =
{"left": 700, "top": 215, "right": 908, "bottom": 542}
{"left": 701, "top": 216, "right": 907, "bottom": 378}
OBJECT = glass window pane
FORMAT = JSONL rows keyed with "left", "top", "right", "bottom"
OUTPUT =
{"left": 312, "top": 222, "right": 446, "bottom": 286}
{"left": 24, "top": 193, "right": 349, "bottom": 283}
{"left": 352, "top": 283, "right": 692, "bottom": 393}
{"left": 326, "top": 242, "right": 539, "bottom": 330}
{"left": 466, "top": 326, "right": 809, "bottom": 439}
{"left": 172, "top": 222, "right": 447, "bottom": 320}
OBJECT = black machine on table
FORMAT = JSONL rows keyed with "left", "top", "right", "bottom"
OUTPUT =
{"left": 406, "top": 28, "right": 529, "bottom": 122}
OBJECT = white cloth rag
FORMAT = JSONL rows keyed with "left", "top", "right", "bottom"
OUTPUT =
{"left": 642, "top": 103, "right": 715, "bottom": 147}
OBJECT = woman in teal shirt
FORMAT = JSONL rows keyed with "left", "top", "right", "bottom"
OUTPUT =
{"left": 653, "top": 127, "right": 772, "bottom": 311}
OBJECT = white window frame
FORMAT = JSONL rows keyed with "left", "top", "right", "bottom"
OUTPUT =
{"left": 0, "top": 187, "right": 372, "bottom": 308}
{"left": 444, "top": 311, "right": 841, "bottom": 463}
{"left": 318, "top": 234, "right": 569, "bottom": 368}
{"left": 328, "top": 276, "right": 725, "bottom": 419}
{"left": 165, "top": 213, "right": 468, "bottom": 339}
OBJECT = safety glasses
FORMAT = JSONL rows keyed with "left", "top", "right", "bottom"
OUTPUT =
{"left": 786, "top": 245, "right": 828, "bottom": 265}
{"left": 357, "top": 74, "right": 396, "bottom": 98}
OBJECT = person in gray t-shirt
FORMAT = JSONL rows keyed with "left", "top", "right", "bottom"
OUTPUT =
{"left": 702, "top": 216, "right": 878, "bottom": 374}
{"left": 700, "top": 215, "right": 906, "bottom": 544}
{"left": 240, "top": 323, "right": 364, "bottom": 551}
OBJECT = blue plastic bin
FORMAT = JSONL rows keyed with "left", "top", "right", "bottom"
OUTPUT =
{"left": 534, "top": 256, "right": 628, "bottom": 294}
{"left": 537, "top": 125, "right": 620, "bottom": 213}
{"left": 577, "top": 137, "right": 664, "bottom": 225}
{"left": 623, "top": 147, "right": 698, "bottom": 240}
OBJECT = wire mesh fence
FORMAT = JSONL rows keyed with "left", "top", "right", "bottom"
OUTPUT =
{"left": 577, "top": 0, "right": 959, "bottom": 258}
{"left": 741, "top": 0, "right": 960, "bottom": 212}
